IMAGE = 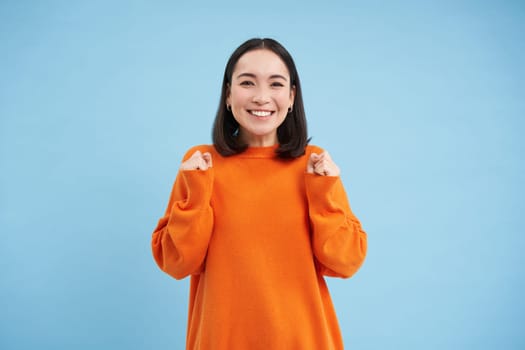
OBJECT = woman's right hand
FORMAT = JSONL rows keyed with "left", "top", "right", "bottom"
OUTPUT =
{"left": 180, "top": 150, "right": 213, "bottom": 171}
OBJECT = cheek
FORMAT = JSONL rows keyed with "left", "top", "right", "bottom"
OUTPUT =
{"left": 276, "top": 92, "right": 292, "bottom": 108}
{"left": 230, "top": 88, "right": 250, "bottom": 105}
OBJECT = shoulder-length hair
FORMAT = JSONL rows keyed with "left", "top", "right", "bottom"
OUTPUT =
{"left": 212, "top": 38, "right": 309, "bottom": 158}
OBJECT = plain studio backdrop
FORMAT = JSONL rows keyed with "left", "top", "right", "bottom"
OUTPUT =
{"left": 1, "top": 0, "right": 523, "bottom": 349}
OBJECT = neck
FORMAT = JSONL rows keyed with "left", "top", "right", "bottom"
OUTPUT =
{"left": 240, "top": 132, "right": 278, "bottom": 147}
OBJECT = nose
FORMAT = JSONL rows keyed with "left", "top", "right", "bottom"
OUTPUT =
{"left": 252, "top": 87, "right": 270, "bottom": 104}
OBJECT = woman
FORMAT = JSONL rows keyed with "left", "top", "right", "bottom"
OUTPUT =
{"left": 151, "top": 38, "right": 367, "bottom": 350}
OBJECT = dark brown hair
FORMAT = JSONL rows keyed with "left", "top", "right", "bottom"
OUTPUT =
{"left": 212, "top": 38, "right": 309, "bottom": 158}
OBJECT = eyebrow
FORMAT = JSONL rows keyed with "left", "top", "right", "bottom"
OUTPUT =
{"left": 236, "top": 73, "right": 288, "bottom": 81}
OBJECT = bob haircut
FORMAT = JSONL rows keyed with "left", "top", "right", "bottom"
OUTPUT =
{"left": 212, "top": 38, "right": 309, "bottom": 159}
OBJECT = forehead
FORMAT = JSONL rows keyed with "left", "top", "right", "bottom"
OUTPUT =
{"left": 233, "top": 49, "right": 290, "bottom": 78}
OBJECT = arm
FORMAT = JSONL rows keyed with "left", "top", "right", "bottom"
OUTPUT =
{"left": 306, "top": 151, "right": 367, "bottom": 278}
{"left": 151, "top": 150, "right": 214, "bottom": 280}
{"left": 306, "top": 175, "right": 367, "bottom": 278}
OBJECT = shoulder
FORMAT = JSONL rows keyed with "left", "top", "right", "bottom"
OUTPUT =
{"left": 181, "top": 144, "right": 216, "bottom": 161}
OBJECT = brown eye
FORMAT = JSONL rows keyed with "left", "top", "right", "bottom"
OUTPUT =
{"left": 271, "top": 82, "right": 284, "bottom": 87}
{"left": 240, "top": 81, "right": 254, "bottom": 86}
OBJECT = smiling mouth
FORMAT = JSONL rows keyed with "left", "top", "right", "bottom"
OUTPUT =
{"left": 249, "top": 110, "right": 274, "bottom": 117}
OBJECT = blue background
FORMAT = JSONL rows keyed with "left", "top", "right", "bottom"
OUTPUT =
{"left": 1, "top": 0, "right": 523, "bottom": 349}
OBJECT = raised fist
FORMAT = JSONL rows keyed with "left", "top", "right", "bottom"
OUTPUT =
{"left": 306, "top": 151, "right": 340, "bottom": 177}
{"left": 180, "top": 150, "right": 213, "bottom": 171}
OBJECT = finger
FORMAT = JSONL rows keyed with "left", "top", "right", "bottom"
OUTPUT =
{"left": 194, "top": 159, "right": 202, "bottom": 170}
{"left": 202, "top": 152, "right": 213, "bottom": 168}
{"left": 191, "top": 150, "right": 202, "bottom": 159}
{"left": 316, "top": 153, "right": 329, "bottom": 168}
{"left": 190, "top": 151, "right": 204, "bottom": 169}
{"left": 321, "top": 152, "right": 340, "bottom": 176}
{"left": 197, "top": 156, "right": 210, "bottom": 170}
{"left": 311, "top": 153, "right": 321, "bottom": 167}
{"left": 181, "top": 151, "right": 206, "bottom": 171}
{"left": 314, "top": 157, "right": 324, "bottom": 173}
{"left": 324, "top": 163, "right": 340, "bottom": 176}
{"left": 314, "top": 163, "right": 327, "bottom": 176}
{"left": 187, "top": 151, "right": 203, "bottom": 167}
{"left": 306, "top": 153, "right": 317, "bottom": 173}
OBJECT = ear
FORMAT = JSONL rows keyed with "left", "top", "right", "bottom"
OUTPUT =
{"left": 226, "top": 83, "right": 231, "bottom": 106}
{"left": 289, "top": 85, "right": 296, "bottom": 106}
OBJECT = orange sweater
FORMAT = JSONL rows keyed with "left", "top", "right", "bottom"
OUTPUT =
{"left": 151, "top": 144, "right": 367, "bottom": 350}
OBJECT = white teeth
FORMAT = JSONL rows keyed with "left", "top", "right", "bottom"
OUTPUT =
{"left": 250, "top": 110, "right": 272, "bottom": 117}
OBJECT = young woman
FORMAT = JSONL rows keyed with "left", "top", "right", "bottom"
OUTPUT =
{"left": 151, "top": 38, "right": 367, "bottom": 350}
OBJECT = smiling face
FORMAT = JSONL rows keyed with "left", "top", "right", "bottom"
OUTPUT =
{"left": 227, "top": 49, "right": 295, "bottom": 147}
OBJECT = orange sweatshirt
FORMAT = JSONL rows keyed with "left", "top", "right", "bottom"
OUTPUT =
{"left": 151, "top": 144, "right": 367, "bottom": 350}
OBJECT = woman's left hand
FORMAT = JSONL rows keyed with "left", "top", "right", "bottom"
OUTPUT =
{"left": 306, "top": 151, "right": 340, "bottom": 177}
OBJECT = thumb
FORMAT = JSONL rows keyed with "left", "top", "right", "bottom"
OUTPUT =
{"left": 202, "top": 152, "right": 213, "bottom": 168}
{"left": 306, "top": 153, "right": 319, "bottom": 174}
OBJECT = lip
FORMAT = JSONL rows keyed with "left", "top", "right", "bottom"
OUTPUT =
{"left": 248, "top": 109, "right": 275, "bottom": 118}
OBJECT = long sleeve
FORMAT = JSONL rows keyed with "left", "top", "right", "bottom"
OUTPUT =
{"left": 152, "top": 144, "right": 366, "bottom": 349}
{"left": 151, "top": 168, "right": 214, "bottom": 280}
{"left": 306, "top": 173, "right": 367, "bottom": 278}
